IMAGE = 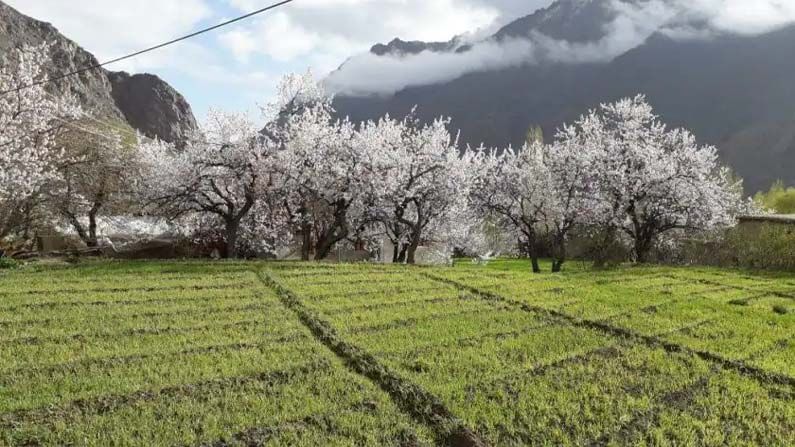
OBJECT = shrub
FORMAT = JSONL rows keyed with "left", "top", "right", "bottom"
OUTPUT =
{"left": 754, "top": 181, "right": 795, "bottom": 214}
{"left": 0, "top": 256, "right": 20, "bottom": 269}
{"left": 727, "top": 223, "right": 795, "bottom": 270}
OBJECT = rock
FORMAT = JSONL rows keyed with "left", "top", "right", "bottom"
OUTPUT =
{"left": 0, "top": 1, "right": 122, "bottom": 119}
{"left": 107, "top": 71, "right": 197, "bottom": 147}
{"left": 0, "top": 1, "right": 197, "bottom": 144}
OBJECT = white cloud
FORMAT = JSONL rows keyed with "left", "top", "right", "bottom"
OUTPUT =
{"left": 13, "top": 0, "right": 795, "bottom": 113}
{"left": 684, "top": 0, "right": 795, "bottom": 36}
{"left": 5, "top": 0, "right": 213, "bottom": 72}
{"left": 325, "top": 38, "right": 536, "bottom": 96}
{"left": 5, "top": 0, "right": 554, "bottom": 114}
{"left": 329, "top": 0, "right": 795, "bottom": 96}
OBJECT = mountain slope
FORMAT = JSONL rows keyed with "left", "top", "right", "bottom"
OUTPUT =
{"left": 333, "top": 0, "right": 795, "bottom": 193}
{"left": 0, "top": 1, "right": 196, "bottom": 144}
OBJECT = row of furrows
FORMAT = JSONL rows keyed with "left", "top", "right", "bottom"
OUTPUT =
{"left": 193, "top": 399, "right": 413, "bottom": 447}
{"left": 322, "top": 295, "right": 461, "bottom": 316}
{"left": 423, "top": 272, "right": 795, "bottom": 388}
{"left": 466, "top": 344, "right": 622, "bottom": 394}
{"left": 0, "top": 288, "right": 257, "bottom": 312}
{"left": 0, "top": 360, "right": 329, "bottom": 432}
{"left": 589, "top": 365, "right": 720, "bottom": 446}
{"left": 1, "top": 272, "right": 252, "bottom": 288}
{"left": 0, "top": 335, "right": 311, "bottom": 384}
{"left": 259, "top": 270, "right": 488, "bottom": 447}
{"left": 345, "top": 308, "right": 502, "bottom": 335}
{"left": 667, "top": 274, "right": 795, "bottom": 300}
{"left": 299, "top": 285, "right": 454, "bottom": 301}
{"left": 374, "top": 321, "right": 562, "bottom": 360}
{"left": 0, "top": 318, "right": 268, "bottom": 346}
{"left": 0, "top": 282, "right": 253, "bottom": 298}
{"left": 423, "top": 272, "right": 795, "bottom": 446}
{"left": 0, "top": 302, "right": 268, "bottom": 328}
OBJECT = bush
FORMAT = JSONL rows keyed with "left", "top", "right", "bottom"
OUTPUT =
{"left": 754, "top": 181, "right": 795, "bottom": 214}
{"left": 568, "top": 228, "right": 629, "bottom": 268}
{"left": 0, "top": 256, "right": 20, "bottom": 270}
{"left": 728, "top": 223, "right": 795, "bottom": 271}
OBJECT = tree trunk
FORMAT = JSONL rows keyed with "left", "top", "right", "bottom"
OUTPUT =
{"left": 300, "top": 222, "right": 312, "bottom": 261}
{"left": 551, "top": 233, "right": 566, "bottom": 273}
{"left": 225, "top": 219, "right": 239, "bottom": 259}
{"left": 406, "top": 238, "right": 421, "bottom": 265}
{"left": 392, "top": 242, "right": 401, "bottom": 263}
{"left": 65, "top": 212, "right": 91, "bottom": 248}
{"left": 314, "top": 224, "right": 349, "bottom": 260}
{"left": 396, "top": 244, "right": 408, "bottom": 263}
{"left": 87, "top": 211, "right": 99, "bottom": 248}
{"left": 634, "top": 239, "right": 652, "bottom": 264}
{"left": 592, "top": 226, "right": 616, "bottom": 269}
{"left": 531, "top": 256, "right": 541, "bottom": 274}
{"left": 314, "top": 200, "right": 351, "bottom": 261}
{"left": 523, "top": 229, "right": 542, "bottom": 274}
{"left": 315, "top": 231, "right": 344, "bottom": 260}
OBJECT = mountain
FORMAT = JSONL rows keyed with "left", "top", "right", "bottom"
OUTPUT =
{"left": 0, "top": 1, "right": 196, "bottom": 145}
{"left": 332, "top": 0, "right": 795, "bottom": 193}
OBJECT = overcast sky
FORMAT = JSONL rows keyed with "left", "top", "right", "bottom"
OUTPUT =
{"left": 5, "top": 0, "right": 552, "bottom": 119}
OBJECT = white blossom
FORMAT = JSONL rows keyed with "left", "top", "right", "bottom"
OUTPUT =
{"left": 0, "top": 43, "right": 80, "bottom": 240}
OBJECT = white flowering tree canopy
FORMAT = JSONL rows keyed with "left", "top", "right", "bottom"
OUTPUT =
{"left": 138, "top": 109, "right": 287, "bottom": 257}
{"left": 0, "top": 43, "right": 81, "bottom": 239}
{"left": 470, "top": 144, "right": 552, "bottom": 271}
{"left": 359, "top": 111, "right": 472, "bottom": 263}
{"left": 554, "top": 95, "right": 743, "bottom": 262}
{"left": 276, "top": 99, "right": 367, "bottom": 260}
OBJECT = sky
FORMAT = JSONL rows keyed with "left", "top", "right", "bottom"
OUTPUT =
{"left": 5, "top": 0, "right": 552, "bottom": 120}
{"left": 8, "top": 0, "right": 795, "bottom": 121}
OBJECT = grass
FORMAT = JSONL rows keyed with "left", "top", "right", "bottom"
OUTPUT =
{"left": 1, "top": 259, "right": 794, "bottom": 446}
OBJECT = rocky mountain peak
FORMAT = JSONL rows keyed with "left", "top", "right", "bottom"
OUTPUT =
{"left": 370, "top": 37, "right": 466, "bottom": 56}
{"left": 494, "top": 0, "right": 614, "bottom": 42}
{"left": 0, "top": 1, "right": 197, "bottom": 145}
{"left": 107, "top": 72, "right": 197, "bottom": 147}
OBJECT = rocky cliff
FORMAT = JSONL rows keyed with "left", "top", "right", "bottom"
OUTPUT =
{"left": 0, "top": 1, "right": 197, "bottom": 144}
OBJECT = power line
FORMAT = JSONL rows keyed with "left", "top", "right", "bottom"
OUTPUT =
{"left": 0, "top": 0, "right": 296, "bottom": 96}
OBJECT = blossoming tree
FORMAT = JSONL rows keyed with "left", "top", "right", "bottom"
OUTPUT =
{"left": 0, "top": 44, "right": 80, "bottom": 242}
{"left": 568, "top": 96, "right": 742, "bottom": 262}
{"left": 362, "top": 112, "right": 472, "bottom": 264}
{"left": 470, "top": 145, "right": 550, "bottom": 272}
{"left": 138, "top": 109, "right": 287, "bottom": 258}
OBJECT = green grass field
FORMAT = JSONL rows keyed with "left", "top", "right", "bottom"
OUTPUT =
{"left": 1, "top": 259, "right": 793, "bottom": 446}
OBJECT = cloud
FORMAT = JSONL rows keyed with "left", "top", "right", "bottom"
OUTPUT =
{"left": 218, "top": 0, "right": 521, "bottom": 74}
{"left": 325, "top": 38, "right": 536, "bottom": 96}
{"left": 13, "top": 0, "right": 795, "bottom": 113}
{"left": 7, "top": 0, "right": 554, "bottom": 116}
{"left": 328, "top": 0, "right": 795, "bottom": 97}
{"left": 4, "top": 0, "right": 212, "bottom": 72}
{"left": 680, "top": 0, "right": 795, "bottom": 36}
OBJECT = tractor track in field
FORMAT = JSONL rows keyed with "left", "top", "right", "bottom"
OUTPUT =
{"left": 423, "top": 272, "right": 795, "bottom": 389}
{"left": 259, "top": 269, "right": 489, "bottom": 447}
